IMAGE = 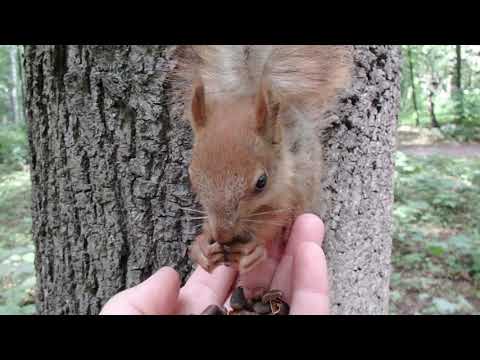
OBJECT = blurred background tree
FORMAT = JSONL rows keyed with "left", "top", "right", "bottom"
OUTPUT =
{"left": 399, "top": 45, "right": 480, "bottom": 141}
{"left": 0, "top": 45, "right": 24, "bottom": 125}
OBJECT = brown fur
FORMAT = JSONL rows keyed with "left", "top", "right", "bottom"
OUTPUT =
{"left": 174, "top": 46, "right": 353, "bottom": 273}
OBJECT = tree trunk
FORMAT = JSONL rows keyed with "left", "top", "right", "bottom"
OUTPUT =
{"left": 427, "top": 87, "right": 440, "bottom": 128}
{"left": 321, "top": 45, "right": 401, "bottom": 314}
{"left": 407, "top": 46, "right": 420, "bottom": 126}
{"left": 453, "top": 45, "right": 464, "bottom": 123}
{"left": 25, "top": 45, "right": 401, "bottom": 315}
{"left": 427, "top": 80, "right": 440, "bottom": 128}
{"left": 25, "top": 45, "right": 195, "bottom": 315}
{"left": 17, "top": 46, "right": 26, "bottom": 123}
{"left": 426, "top": 56, "right": 441, "bottom": 129}
{"left": 8, "top": 45, "right": 20, "bottom": 123}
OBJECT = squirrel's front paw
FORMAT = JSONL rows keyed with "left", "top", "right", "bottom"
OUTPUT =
{"left": 189, "top": 234, "right": 224, "bottom": 273}
{"left": 225, "top": 241, "right": 267, "bottom": 274}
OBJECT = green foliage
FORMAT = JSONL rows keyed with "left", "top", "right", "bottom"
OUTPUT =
{"left": 391, "top": 152, "right": 480, "bottom": 314}
{"left": 0, "top": 46, "right": 34, "bottom": 314}
{"left": 0, "top": 45, "right": 14, "bottom": 120}
{"left": 423, "top": 296, "right": 475, "bottom": 315}
{"left": 0, "top": 244, "right": 36, "bottom": 315}
{"left": 0, "top": 168, "right": 35, "bottom": 315}
{"left": 0, "top": 45, "right": 24, "bottom": 124}
{"left": 440, "top": 123, "right": 480, "bottom": 142}
{"left": 400, "top": 45, "right": 480, "bottom": 139}
{"left": 0, "top": 123, "right": 28, "bottom": 169}
{"left": 395, "top": 152, "right": 480, "bottom": 227}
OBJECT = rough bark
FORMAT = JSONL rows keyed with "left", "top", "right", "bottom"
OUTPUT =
{"left": 25, "top": 45, "right": 401, "bottom": 315}
{"left": 320, "top": 45, "right": 401, "bottom": 314}
{"left": 25, "top": 46, "right": 195, "bottom": 314}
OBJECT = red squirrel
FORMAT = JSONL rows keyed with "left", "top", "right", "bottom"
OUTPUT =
{"left": 173, "top": 46, "right": 353, "bottom": 276}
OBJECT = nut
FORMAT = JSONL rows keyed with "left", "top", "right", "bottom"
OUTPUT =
{"left": 198, "top": 288, "right": 290, "bottom": 315}
{"left": 252, "top": 301, "right": 271, "bottom": 314}
{"left": 200, "top": 304, "right": 226, "bottom": 315}
{"left": 230, "top": 287, "right": 248, "bottom": 311}
{"left": 262, "top": 289, "right": 284, "bottom": 304}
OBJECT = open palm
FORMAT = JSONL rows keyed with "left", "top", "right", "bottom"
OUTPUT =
{"left": 101, "top": 214, "right": 329, "bottom": 315}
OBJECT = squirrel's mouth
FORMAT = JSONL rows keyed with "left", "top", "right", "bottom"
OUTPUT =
{"left": 232, "top": 234, "right": 252, "bottom": 244}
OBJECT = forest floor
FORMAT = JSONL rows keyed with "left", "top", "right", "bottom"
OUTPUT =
{"left": 399, "top": 144, "right": 480, "bottom": 158}
{"left": 0, "top": 165, "right": 36, "bottom": 314}
{"left": 389, "top": 127, "right": 480, "bottom": 315}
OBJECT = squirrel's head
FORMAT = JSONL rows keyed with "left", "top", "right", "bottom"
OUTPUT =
{"left": 187, "top": 78, "right": 292, "bottom": 245}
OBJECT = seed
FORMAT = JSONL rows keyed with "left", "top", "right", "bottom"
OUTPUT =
{"left": 278, "top": 302, "right": 290, "bottom": 315}
{"left": 200, "top": 304, "right": 226, "bottom": 315}
{"left": 230, "top": 287, "right": 248, "bottom": 310}
{"left": 262, "top": 289, "right": 284, "bottom": 304}
{"left": 271, "top": 301, "right": 290, "bottom": 315}
{"left": 252, "top": 301, "right": 271, "bottom": 314}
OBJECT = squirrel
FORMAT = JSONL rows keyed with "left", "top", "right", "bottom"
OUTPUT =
{"left": 173, "top": 45, "right": 353, "bottom": 277}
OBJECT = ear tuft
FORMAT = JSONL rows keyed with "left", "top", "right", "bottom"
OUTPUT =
{"left": 191, "top": 77, "right": 207, "bottom": 130}
{"left": 255, "top": 83, "right": 281, "bottom": 144}
{"left": 255, "top": 87, "right": 268, "bottom": 135}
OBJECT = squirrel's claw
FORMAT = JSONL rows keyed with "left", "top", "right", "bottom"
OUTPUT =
{"left": 190, "top": 232, "right": 267, "bottom": 274}
{"left": 238, "top": 245, "right": 267, "bottom": 274}
{"left": 189, "top": 237, "right": 224, "bottom": 273}
{"left": 224, "top": 240, "right": 265, "bottom": 273}
{"left": 225, "top": 240, "right": 258, "bottom": 256}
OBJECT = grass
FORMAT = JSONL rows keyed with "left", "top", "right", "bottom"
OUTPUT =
{"left": 0, "top": 165, "right": 36, "bottom": 315}
{"left": 389, "top": 152, "right": 480, "bottom": 315}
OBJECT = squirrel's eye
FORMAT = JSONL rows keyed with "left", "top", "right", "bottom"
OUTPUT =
{"left": 255, "top": 174, "right": 268, "bottom": 193}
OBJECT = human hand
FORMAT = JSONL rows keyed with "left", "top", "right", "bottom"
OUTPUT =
{"left": 100, "top": 213, "right": 329, "bottom": 315}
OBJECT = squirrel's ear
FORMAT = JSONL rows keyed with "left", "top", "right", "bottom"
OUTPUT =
{"left": 255, "top": 84, "right": 281, "bottom": 144}
{"left": 191, "top": 77, "right": 207, "bottom": 130}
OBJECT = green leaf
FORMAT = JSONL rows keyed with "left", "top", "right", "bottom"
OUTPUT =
{"left": 431, "top": 298, "right": 458, "bottom": 314}
{"left": 426, "top": 243, "right": 448, "bottom": 257}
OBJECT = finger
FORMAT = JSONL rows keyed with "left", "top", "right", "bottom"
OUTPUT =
{"left": 231, "top": 256, "right": 278, "bottom": 302}
{"left": 176, "top": 264, "right": 237, "bottom": 314}
{"left": 270, "top": 214, "right": 325, "bottom": 303}
{"left": 100, "top": 267, "right": 181, "bottom": 315}
{"left": 289, "top": 241, "right": 330, "bottom": 315}
{"left": 236, "top": 228, "right": 292, "bottom": 299}
{"left": 284, "top": 214, "right": 325, "bottom": 256}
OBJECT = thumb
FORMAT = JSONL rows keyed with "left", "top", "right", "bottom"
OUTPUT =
{"left": 100, "top": 267, "right": 181, "bottom": 315}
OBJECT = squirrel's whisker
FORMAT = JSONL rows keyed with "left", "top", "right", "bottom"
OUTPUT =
{"left": 247, "top": 208, "right": 293, "bottom": 218}
{"left": 241, "top": 219, "right": 286, "bottom": 227}
{"left": 179, "top": 207, "right": 206, "bottom": 214}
